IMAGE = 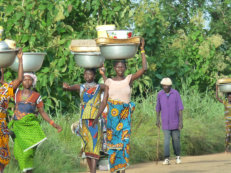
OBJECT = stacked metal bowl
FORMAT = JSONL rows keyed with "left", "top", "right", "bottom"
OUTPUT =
{"left": 96, "top": 37, "right": 140, "bottom": 60}
{"left": 69, "top": 40, "right": 105, "bottom": 68}
{"left": 217, "top": 78, "right": 231, "bottom": 93}
{"left": 0, "top": 41, "right": 18, "bottom": 67}
{"left": 10, "top": 52, "right": 46, "bottom": 72}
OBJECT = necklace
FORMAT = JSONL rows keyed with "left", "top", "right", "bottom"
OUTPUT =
{"left": 85, "top": 82, "right": 97, "bottom": 88}
{"left": 21, "top": 90, "right": 32, "bottom": 102}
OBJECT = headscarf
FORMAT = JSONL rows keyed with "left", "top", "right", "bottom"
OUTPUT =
{"left": 24, "top": 73, "right": 37, "bottom": 87}
{"left": 160, "top": 77, "right": 172, "bottom": 86}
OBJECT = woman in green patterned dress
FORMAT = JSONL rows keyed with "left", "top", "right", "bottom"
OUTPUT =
{"left": 9, "top": 73, "right": 62, "bottom": 173}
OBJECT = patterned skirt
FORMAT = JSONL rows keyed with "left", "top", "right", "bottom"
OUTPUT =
{"left": 0, "top": 113, "right": 10, "bottom": 166}
{"left": 79, "top": 119, "right": 102, "bottom": 159}
{"left": 106, "top": 99, "right": 135, "bottom": 173}
{"left": 225, "top": 119, "right": 231, "bottom": 147}
{"left": 9, "top": 114, "right": 47, "bottom": 171}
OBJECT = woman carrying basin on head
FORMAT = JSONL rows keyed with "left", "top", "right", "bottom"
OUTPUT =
{"left": 0, "top": 48, "right": 23, "bottom": 173}
{"left": 216, "top": 84, "right": 231, "bottom": 153}
{"left": 100, "top": 38, "right": 147, "bottom": 173}
{"left": 63, "top": 68, "right": 108, "bottom": 173}
{"left": 9, "top": 73, "right": 62, "bottom": 173}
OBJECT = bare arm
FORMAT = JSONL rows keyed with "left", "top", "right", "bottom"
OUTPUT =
{"left": 99, "top": 65, "right": 107, "bottom": 82}
{"left": 156, "top": 93, "right": 161, "bottom": 128}
{"left": 178, "top": 110, "right": 183, "bottom": 130}
{"left": 0, "top": 68, "right": 4, "bottom": 85}
{"left": 12, "top": 48, "right": 23, "bottom": 90}
{"left": 63, "top": 83, "right": 80, "bottom": 91}
{"left": 216, "top": 84, "right": 223, "bottom": 103}
{"left": 130, "top": 38, "right": 148, "bottom": 84}
{"left": 38, "top": 107, "right": 62, "bottom": 132}
{"left": 156, "top": 111, "right": 161, "bottom": 128}
{"left": 93, "top": 84, "right": 109, "bottom": 126}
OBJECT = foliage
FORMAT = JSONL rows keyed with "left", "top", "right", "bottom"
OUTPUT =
{"left": 133, "top": 0, "right": 231, "bottom": 91}
{"left": 5, "top": 114, "right": 85, "bottom": 173}
{"left": 130, "top": 86, "right": 225, "bottom": 163}
{"left": 0, "top": 0, "right": 137, "bottom": 113}
{"left": 5, "top": 87, "right": 226, "bottom": 172}
{"left": 0, "top": 0, "right": 231, "bottom": 112}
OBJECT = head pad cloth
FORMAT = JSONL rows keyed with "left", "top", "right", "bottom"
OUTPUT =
{"left": 24, "top": 73, "right": 37, "bottom": 87}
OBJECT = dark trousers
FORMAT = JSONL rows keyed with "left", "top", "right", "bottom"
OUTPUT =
{"left": 163, "top": 129, "right": 180, "bottom": 158}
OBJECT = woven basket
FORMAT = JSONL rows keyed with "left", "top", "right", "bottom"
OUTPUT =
{"left": 69, "top": 40, "right": 100, "bottom": 52}
{"left": 217, "top": 78, "right": 231, "bottom": 84}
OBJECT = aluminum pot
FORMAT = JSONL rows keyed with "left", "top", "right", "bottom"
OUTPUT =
{"left": 0, "top": 49, "right": 18, "bottom": 67}
{"left": 99, "top": 44, "right": 138, "bottom": 59}
{"left": 0, "top": 41, "right": 10, "bottom": 50}
{"left": 72, "top": 52, "right": 105, "bottom": 68}
{"left": 10, "top": 52, "right": 46, "bottom": 72}
{"left": 218, "top": 83, "right": 231, "bottom": 93}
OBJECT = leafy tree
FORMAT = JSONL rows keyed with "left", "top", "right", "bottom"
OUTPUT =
{"left": 0, "top": 0, "right": 135, "bottom": 113}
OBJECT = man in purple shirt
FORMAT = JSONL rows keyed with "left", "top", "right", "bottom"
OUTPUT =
{"left": 156, "top": 78, "right": 184, "bottom": 165}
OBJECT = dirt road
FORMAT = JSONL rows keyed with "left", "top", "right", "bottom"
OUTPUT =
{"left": 93, "top": 153, "right": 231, "bottom": 173}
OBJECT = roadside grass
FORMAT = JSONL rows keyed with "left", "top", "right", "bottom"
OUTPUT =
{"left": 5, "top": 88, "right": 225, "bottom": 172}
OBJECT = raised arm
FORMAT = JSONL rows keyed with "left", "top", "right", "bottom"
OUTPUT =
{"left": 63, "top": 83, "right": 80, "bottom": 91}
{"left": 93, "top": 84, "right": 109, "bottom": 126}
{"left": 216, "top": 84, "right": 223, "bottom": 103}
{"left": 99, "top": 65, "right": 107, "bottom": 82}
{"left": 12, "top": 48, "right": 23, "bottom": 90}
{"left": 38, "top": 107, "right": 62, "bottom": 132}
{"left": 130, "top": 38, "right": 148, "bottom": 84}
{"left": 0, "top": 68, "right": 4, "bottom": 85}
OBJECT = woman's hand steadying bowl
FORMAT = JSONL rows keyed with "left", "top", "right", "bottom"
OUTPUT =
{"left": 99, "top": 65, "right": 105, "bottom": 76}
{"left": 17, "top": 48, "right": 23, "bottom": 60}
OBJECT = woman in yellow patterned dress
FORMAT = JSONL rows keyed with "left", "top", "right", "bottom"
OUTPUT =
{"left": 63, "top": 69, "right": 108, "bottom": 173}
{"left": 216, "top": 85, "right": 231, "bottom": 153}
{"left": 0, "top": 49, "right": 23, "bottom": 173}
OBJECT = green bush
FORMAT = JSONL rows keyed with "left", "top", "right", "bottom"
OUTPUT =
{"left": 130, "top": 88, "right": 225, "bottom": 163}
{"left": 5, "top": 88, "right": 225, "bottom": 172}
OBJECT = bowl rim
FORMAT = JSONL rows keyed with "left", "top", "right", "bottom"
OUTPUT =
{"left": 218, "top": 83, "right": 231, "bottom": 86}
{"left": 100, "top": 43, "right": 139, "bottom": 46}
{"left": 71, "top": 52, "right": 102, "bottom": 56}
{"left": 22, "top": 52, "right": 47, "bottom": 55}
{"left": 106, "top": 30, "right": 133, "bottom": 32}
{"left": 0, "top": 48, "right": 19, "bottom": 53}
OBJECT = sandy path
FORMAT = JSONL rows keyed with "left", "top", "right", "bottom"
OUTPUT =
{"left": 81, "top": 153, "right": 231, "bottom": 173}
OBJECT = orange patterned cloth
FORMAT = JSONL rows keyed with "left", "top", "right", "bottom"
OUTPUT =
{"left": 0, "top": 82, "right": 14, "bottom": 166}
{"left": 13, "top": 90, "right": 43, "bottom": 120}
{"left": 223, "top": 101, "right": 231, "bottom": 147}
{"left": 106, "top": 99, "right": 135, "bottom": 172}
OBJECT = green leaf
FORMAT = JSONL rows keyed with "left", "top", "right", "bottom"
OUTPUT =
{"left": 24, "top": 18, "right": 30, "bottom": 29}
{"left": 21, "top": 35, "right": 29, "bottom": 43}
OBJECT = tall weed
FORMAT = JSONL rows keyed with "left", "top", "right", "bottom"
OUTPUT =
{"left": 5, "top": 88, "right": 225, "bottom": 171}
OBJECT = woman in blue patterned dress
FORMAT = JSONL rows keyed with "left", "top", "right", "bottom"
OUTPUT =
{"left": 63, "top": 68, "right": 108, "bottom": 173}
{"left": 100, "top": 38, "right": 147, "bottom": 173}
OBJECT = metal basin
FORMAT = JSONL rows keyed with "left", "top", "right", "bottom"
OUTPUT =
{"left": 0, "top": 41, "right": 10, "bottom": 50}
{"left": 72, "top": 52, "right": 105, "bottom": 68}
{"left": 99, "top": 43, "right": 138, "bottom": 59}
{"left": 10, "top": 52, "right": 46, "bottom": 72}
{"left": 218, "top": 83, "right": 231, "bottom": 93}
{"left": 0, "top": 49, "right": 18, "bottom": 67}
